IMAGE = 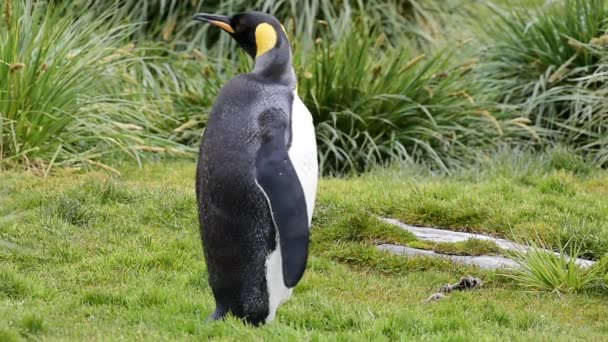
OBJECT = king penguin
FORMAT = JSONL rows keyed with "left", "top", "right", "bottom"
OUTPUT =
{"left": 192, "top": 12, "right": 318, "bottom": 325}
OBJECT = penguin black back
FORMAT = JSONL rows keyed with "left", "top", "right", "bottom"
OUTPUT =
{"left": 193, "top": 11, "right": 318, "bottom": 325}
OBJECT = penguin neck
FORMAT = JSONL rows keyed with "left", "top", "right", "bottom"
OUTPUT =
{"left": 252, "top": 46, "right": 296, "bottom": 90}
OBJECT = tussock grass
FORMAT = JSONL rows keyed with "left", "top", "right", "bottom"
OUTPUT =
{"left": 2, "top": 0, "right": 603, "bottom": 175}
{"left": 0, "top": 0, "right": 189, "bottom": 171}
{"left": 505, "top": 240, "right": 603, "bottom": 294}
{"left": 0, "top": 268, "right": 34, "bottom": 299}
{"left": 69, "top": 0, "right": 203, "bottom": 42}
{"left": 114, "top": 44, "right": 216, "bottom": 146}
{"left": 480, "top": 0, "right": 608, "bottom": 165}
{"left": 70, "top": 0, "right": 416, "bottom": 47}
{"left": 44, "top": 196, "right": 92, "bottom": 227}
{"left": 297, "top": 26, "right": 533, "bottom": 174}
{"left": 7, "top": 0, "right": 591, "bottom": 176}
{"left": 29, "top": 0, "right": 539, "bottom": 176}
{"left": 19, "top": 314, "right": 45, "bottom": 335}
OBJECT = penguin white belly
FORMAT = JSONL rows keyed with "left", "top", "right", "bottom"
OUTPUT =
{"left": 264, "top": 240, "right": 293, "bottom": 322}
{"left": 262, "top": 92, "right": 318, "bottom": 323}
{"left": 287, "top": 92, "right": 318, "bottom": 225}
{"left": 256, "top": 180, "right": 292, "bottom": 322}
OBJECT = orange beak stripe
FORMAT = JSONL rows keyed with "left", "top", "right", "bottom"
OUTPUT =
{"left": 209, "top": 20, "right": 235, "bottom": 34}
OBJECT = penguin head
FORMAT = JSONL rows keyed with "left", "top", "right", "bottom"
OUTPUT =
{"left": 193, "top": 12, "right": 289, "bottom": 60}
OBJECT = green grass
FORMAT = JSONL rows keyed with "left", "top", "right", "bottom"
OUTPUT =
{"left": 415, "top": 239, "right": 503, "bottom": 257}
{"left": 318, "top": 149, "right": 608, "bottom": 260}
{"left": 506, "top": 239, "right": 603, "bottom": 294}
{"left": 2, "top": 1, "right": 608, "bottom": 337}
{"left": 2, "top": 153, "right": 608, "bottom": 340}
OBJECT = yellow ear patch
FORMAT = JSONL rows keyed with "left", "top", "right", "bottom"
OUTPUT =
{"left": 255, "top": 23, "right": 278, "bottom": 58}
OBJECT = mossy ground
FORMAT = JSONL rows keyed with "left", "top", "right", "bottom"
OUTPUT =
{"left": 1, "top": 156, "right": 608, "bottom": 340}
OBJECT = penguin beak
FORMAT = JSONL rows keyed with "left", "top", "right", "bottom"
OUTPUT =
{"left": 192, "top": 13, "right": 235, "bottom": 34}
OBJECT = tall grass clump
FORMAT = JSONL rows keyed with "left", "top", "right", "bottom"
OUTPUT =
{"left": 69, "top": 0, "right": 416, "bottom": 46}
{"left": 0, "top": 0, "right": 187, "bottom": 171}
{"left": 113, "top": 45, "right": 221, "bottom": 147}
{"left": 297, "top": 27, "right": 533, "bottom": 175}
{"left": 68, "top": 0, "right": 203, "bottom": 43}
{"left": 49, "top": 1, "right": 382, "bottom": 151}
{"left": 505, "top": 239, "right": 603, "bottom": 294}
{"left": 46, "top": 0, "right": 511, "bottom": 175}
{"left": 480, "top": 0, "right": 608, "bottom": 166}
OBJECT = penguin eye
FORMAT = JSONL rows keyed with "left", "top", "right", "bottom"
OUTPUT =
{"left": 231, "top": 20, "right": 246, "bottom": 34}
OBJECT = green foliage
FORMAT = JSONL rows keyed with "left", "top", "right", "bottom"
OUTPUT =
{"left": 0, "top": 0, "right": 189, "bottom": 170}
{"left": 597, "top": 255, "right": 608, "bottom": 287}
{"left": 298, "top": 26, "right": 532, "bottom": 174}
{"left": 81, "top": 290, "right": 130, "bottom": 306}
{"left": 67, "top": 0, "right": 416, "bottom": 47}
{"left": 45, "top": 196, "right": 92, "bottom": 227}
{"left": 3, "top": 0, "right": 607, "bottom": 175}
{"left": 0, "top": 328, "right": 22, "bottom": 342}
{"left": 314, "top": 210, "right": 417, "bottom": 245}
{"left": 18, "top": 314, "right": 44, "bottom": 335}
{"left": 431, "top": 239, "right": 502, "bottom": 257}
{"left": 68, "top": 0, "right": 203, "bottom": 42}
{"left": 321, "top": 241, "right": 462, "bottom": 275}
{"left": 316, "top": 148, "right": 608, "bottom": 260}
{"left": 546, "top": 147, "right": 594, "bottom": 175}
{"left": 114, "top": 44, "right": 216, "bottom": 146}
{"left": 480, "top": 0, "right": 608, "bottom": 165}
{"left": 505, "top": 239, "right": 603, "bottom": 294}
{"left": 0, "top": 269, "right": 32, "bottom": 299}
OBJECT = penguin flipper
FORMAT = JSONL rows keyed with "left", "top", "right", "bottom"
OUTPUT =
{"left": 255, "top": 108, "right": 309, "bottom": 288}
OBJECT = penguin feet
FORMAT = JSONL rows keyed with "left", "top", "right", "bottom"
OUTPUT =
{"left": 206, "top": 306, "right": 228, "bottom": 322}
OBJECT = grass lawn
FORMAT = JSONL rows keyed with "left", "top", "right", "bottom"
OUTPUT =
{"left": 1, "top": 153, "right": 608, "bottom": 341}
